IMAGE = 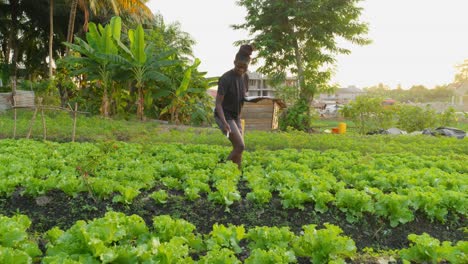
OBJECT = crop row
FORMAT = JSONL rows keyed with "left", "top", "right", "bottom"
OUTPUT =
{"left": 0, "top": 139, "right": 466, "bottom": 227}
{"left": 1, "top": 212, "right": 466, "bottom": 264}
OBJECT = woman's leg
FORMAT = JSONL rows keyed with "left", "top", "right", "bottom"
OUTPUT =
{"left": 226, "top": 118, "right": 244, "bottom": 169}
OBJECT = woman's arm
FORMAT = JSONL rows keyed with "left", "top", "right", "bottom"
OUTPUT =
{"left": 215, "top": 93, "right": 231, "bottom": 134}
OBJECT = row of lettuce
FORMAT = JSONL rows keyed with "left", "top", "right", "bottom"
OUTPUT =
{"left": 1, "top": 212, "right": 466, "bottom": 264}
{"left": 1, "top": 139, "right": 466, "bottom": 227}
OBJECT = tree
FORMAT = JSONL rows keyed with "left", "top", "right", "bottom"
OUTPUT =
{"left": 49, "top": 0, "right": 54, "bottom": 78}
{"left": 454, "top": 59, "right": 468, "bottom": 83}
{"left": 149, "top": 14, "right": 195, "bottom": 61}
{"left": 341, "top": 96, "right": 395, "bottom": 134}
{"left": 0, "top": 0, "right": 71, "bottom": 84}
{"left": 145, "top": 15, "right": 215, "bottom": 124}
{"left": 397, "top": 105, "right": 436, "bottom": 132}
{"left": 234, "top": 0, "right": 369, "bottom": 129}
{"left": 110, "top": 23, "right": 178, "bottom": 120}
{"left": 62, "top": 16, "right": 123, "bottom": 117}
{"left": 66, "top": 0, "right": 154, "bottom": 45}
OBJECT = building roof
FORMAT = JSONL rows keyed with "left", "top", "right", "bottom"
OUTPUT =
{"left": 338, "top": 86, "right": 363, "bottom": 94}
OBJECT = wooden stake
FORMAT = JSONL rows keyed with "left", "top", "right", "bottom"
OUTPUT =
{"left": 13, "top": 95, "right": 17, "bottom": 138}
{"left": 13, "top": 108, "right": 17, "bottom": 138}
{"left": 39, "top": 98, "right": 47, "bottom": 140}
{"left": 72, "top": 102, "right": 78, "bottom": 142}
{"left": 27, "top": 106, "right": 38, "bottom": 139}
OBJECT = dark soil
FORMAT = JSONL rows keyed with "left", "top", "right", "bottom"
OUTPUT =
{"left": 0, "top": 185, "right": 464, "bottom": 254}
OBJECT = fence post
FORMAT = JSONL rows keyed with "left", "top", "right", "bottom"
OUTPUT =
{"left": 39, "top": 98, "right": 47, "bottom": 140}
{"left": 13, "top": 95, "right": 17, "bottom": 138}
{"left": 72, "top": 103, "right": 78, "bottom": 142}
{"left": 27, "top": 106, "right": 38, "bottom": 139}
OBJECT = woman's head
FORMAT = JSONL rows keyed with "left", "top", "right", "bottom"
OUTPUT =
{"left": 234, "top": 44, "right": 254, "bottom": 75}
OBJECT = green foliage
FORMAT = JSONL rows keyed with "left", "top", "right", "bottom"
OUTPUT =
{"left": 159, "top": 58, "right": 214, "bottom": 124}
{"left": 246, "top": 226, "right": 295, "bottom": 251}
{"left": 42, "top": 212, "right": 198, "bottom": 264}
{"left": 374, "top": 192, "right": 414, "bottom": 227}
{"left": 438, "top": 107, "right": 457, "bottom": 127}
{"left": 245, "top": 248, "right": 296, "bottom": 264}
{"left": 206, "top": 224, "right": 246, "bottom": 254}
{"left": 198, "top": 248, "right": 241, "bottom": 264}
{"left": 1, "top": 212, "right": 465, "bottom": 263}
{"left": 152, "top": 215, "right": 202, "bottom": 250}
{"left": 234, "top": 0, "right": 369, "bottom": 97}
{"left": 341, "top": 96, "right": 395, "bottom": 134}
{"left": 400, "top": 233, "right": 466, "bottom": 264}
{"left": 61, "top": 16, "right": 124, "bottom": 117}
{"left": 293, "top": 224, "right": 356, "bottom": 263}
{"left": 365, "top": 84, "right": 456, "bottom": 103}
{"left": 111, "top": 21, "right": 178, "bottom": 120}
{"left": 235, "top": 0, "right": 369, "bottom": 130}
{"left": 44, "top": 212, "right": 149, "bottom": 263}
{"left": 335, "top": 189, "right": 374, "bottom": 223}
{"left": 397, "top": 105, "right": 437, "bottom": 132}
{"left": 150, "top": 190, "right": 168, "bottom": 204}
{"left": 208, "top": 163, "right": 242, "bottom": 210}
{"left": 279, "top": 98, "right": 314, "bottom": 131}
{"left": 56, "top": 14, "right": 213, "bottom": 123}
{"left": 0, "top": 215, "right": 41, "bottom": 263}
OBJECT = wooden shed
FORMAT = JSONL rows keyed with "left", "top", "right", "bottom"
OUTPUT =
{"left": 0, "top": 90, "right": 35, "bottom": 111}
{"left": 242, "top": 98, "right": 287, "bottom": 131}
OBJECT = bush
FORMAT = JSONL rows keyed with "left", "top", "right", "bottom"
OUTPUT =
{"left": 279, "top": 98, "right": 315, "bottom": 131}
{"left": 341, "top": 96, "right": 395, "bottom": 134}
{"left": 438, "top": 107, "right": 457, "bottom": 127}
{"left": 397, "top": 105, "right": 437, "bottom": 132}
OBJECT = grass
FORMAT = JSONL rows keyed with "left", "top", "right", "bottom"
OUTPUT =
{"left": 0, "top": 108, "right": 466, "bottom": 156}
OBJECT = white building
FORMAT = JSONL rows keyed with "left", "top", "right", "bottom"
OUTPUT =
{"left": 246, "top": 72, "right": 297, "bottom": 97}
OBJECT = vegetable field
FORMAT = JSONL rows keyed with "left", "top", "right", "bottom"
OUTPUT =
{"left": 0, "top": 132, "right": 466, "bottom": 263}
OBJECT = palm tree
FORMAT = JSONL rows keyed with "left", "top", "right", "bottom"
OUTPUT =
{"left": 66, "top": 0, "right": 153, "bottom": 49}
{"left": 66, "top": 0, "right": 78, "bottom": 53}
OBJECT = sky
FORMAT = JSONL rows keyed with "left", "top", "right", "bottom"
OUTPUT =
{"left": 147, "top": 0, "right": 468, "bottom": 89}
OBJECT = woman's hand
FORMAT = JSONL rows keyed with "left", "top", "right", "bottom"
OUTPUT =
{"left": 224, "top": 121, "right": 232, "bottom": 136}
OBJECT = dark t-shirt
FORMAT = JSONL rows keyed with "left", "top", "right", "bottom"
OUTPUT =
{"left": 215, "top": 69, "right": 249, "bottom": 119}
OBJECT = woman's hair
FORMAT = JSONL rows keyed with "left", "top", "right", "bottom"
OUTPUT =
{"left": 235, "top": 44, "right": 254, "bottom": 64}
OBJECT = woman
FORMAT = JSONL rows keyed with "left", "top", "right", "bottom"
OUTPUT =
{"left": 214, "top": 44, "right": 254, "bottom": 169}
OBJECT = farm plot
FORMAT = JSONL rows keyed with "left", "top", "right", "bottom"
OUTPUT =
{"left": 0, "top": 138, "right": 466, "bottom": 263}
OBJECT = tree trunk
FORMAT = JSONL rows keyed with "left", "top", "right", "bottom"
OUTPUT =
{"left": 49, "top": 0, "right": 54, "bottom": 78}
{"left": 137, "top": 86, "right": 144, "bottom": 120}
{"left": 8, "top": 0, "right": 19, "bottom": 93}
{"left": 292, "top": 38, "right": 312, "bottom": 129}
{"left": 77, "top": 0, "right": 90, "bottom": 32}
{"left": 66, "top": 0, "right": 78, "bottom": 54}
{"left": 102, "top": 85, "right": 109, "bottom": 118}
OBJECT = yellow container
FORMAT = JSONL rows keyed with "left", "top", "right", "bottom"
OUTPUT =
{"left": 241, "top": 119, "right": 245, "bottom": 136}
{"left": 338, "top": 122, "right": 347, "bottom": 134}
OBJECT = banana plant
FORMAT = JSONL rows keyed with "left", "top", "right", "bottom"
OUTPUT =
{"left": 160, "top": 58, "right": 217, "bottom": 124}
{"left": 61, "top": 16, "right": 122, "bottom": 117}
{"left": 110, "top": 24, "right": 178, "bottom": 120}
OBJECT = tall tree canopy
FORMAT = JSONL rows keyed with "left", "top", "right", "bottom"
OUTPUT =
{"left": 0, "top": 0, "right": 70, "bottom": 85}
{"left": 234, "top": 0, "right": 370, "bottom": 130}
{"left": 235, "top": 0, "right": 369, "bottom": 97}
